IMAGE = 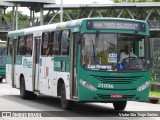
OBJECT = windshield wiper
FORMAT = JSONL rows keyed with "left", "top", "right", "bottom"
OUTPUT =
{"left": 92, "top": 31, "right": 99, "bottom": 64}
{"left": 95, "top": 30, "right": 99, "bottom": 45}
{"left": 92, "top": 40, "right": 96, "bottom": 64}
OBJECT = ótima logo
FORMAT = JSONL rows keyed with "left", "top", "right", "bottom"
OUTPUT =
{"left": 23, "top": 59, "right": 32, "bottom": 68}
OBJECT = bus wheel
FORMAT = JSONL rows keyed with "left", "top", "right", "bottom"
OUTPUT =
{"left": 61, "top": 83, "right": 73, "bottom": 110}
{"left": 113, "top": 101, "right": 127, "bottom": 110}
{"left": 0, "top": 78, "right": 2, "bottom": 83}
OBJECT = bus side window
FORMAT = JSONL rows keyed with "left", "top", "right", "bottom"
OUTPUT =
{"left": 0, "top": 48, "right": 1, "bottom": 56}
{"left": 49, "top": 31, "right": 54, "bottom": 55}
{"left": 17, "top": 35, "right": 26, "bottom": 55}
{"left": 7, "top": 37, "right": 12, "bottom": 56}
{"left": 41, "top": 32, "right": 50, "bottom": 56}
{"left": 61, "top": 30, "right": 70, "bottom": 55}
{"left": 26, "top": 34, "right": 33, "bottom": 56}
{"left": 52, "top": 31, "right": 60, "bottom": 55}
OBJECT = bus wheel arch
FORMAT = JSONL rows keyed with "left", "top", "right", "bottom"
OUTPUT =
{"left": 57, "top": 78, "right": 74, "bottom": 110}
{"left": 20, "top": 75, "right": 29, "bottom": 99}
{"left": 19, "top": 74, "right": 24, "bottom": 87}
{"left": 57, "top": 78, "right": 64, "bottom": 97}
{"left": 19, "top": 74, "right": 24, "bottom": 82}
{"left": 19, "top": 74, "right": 37, "bottom": 99}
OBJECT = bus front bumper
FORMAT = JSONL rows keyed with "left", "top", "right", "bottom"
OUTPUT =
{"left": 78, "top": 85, "right": 149, "bottom": 102}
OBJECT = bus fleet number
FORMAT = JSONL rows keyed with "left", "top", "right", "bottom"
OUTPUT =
{"left": 98, "top": 83, "right": 114, "bottom": 88}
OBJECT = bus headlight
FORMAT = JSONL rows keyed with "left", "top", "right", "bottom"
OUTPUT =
{"left": 80, "top": 79, "right": 97, "bottom": 91}
{"left": 137, "top": 81, "right": 150, "bottom": 91}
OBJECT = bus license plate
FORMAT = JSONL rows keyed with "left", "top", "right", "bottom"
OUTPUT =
{"left": 111, "top": 94, "right": 123, "bottom": 98}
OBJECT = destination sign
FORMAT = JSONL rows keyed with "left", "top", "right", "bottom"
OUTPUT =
{"left": 87, "top": 20, "right": 146, "bottom": 32}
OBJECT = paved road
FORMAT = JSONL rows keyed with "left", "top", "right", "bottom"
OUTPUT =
{"left": 0, "top": 80, "right": 160, "bottom": 120}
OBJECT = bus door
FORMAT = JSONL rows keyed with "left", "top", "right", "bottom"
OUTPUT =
{"left": 70, "top": 33, "right": 79, "bottom": 98}
{"left": 11, "top": 40, "right": 17, "bottom": 87}
{"left": 33, "top": 36, "right": 41, "bottom": 91}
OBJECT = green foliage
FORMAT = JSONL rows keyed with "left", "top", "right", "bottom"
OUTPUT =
{"left": 149, "top": 91, "right": 160, "bottom": 97}
{"left": 4, "top": 10, "right": 30, "bottom": 29}
{"left": 5, "top": 11, "right": 29, "bottom": 22}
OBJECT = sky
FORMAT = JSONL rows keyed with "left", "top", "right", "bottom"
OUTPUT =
{"left": 6, "top": 0, "right": 113, "bottom": 16}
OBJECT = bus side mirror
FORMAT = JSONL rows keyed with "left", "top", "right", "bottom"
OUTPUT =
{"left": 76, "top": 33, "right": 81, "bottom": 44}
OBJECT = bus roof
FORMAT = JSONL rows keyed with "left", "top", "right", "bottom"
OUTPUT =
{"left": 0, "top": 40, "right": 7, "bottom": 43}
{"left": 7, "top": 17, "right": 148, "bottom": 38}
{"left": 7, "top": 19, "right": 83, "bottom": 37}
{"left": 7, "top": 29, "right": 24, "bottom": 39}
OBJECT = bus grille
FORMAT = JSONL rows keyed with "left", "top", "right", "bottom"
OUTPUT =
{"left": 91, "top": 75, "right": 142, "bottom": 84}
{"left": 97, "top": 94, "right": 135, "bottom": 99}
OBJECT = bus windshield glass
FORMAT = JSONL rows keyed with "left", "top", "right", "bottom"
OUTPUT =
{"left": 81, "top": 33, "right": 149, "bottom": 71}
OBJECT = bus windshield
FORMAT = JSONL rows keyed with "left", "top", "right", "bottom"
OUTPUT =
{"left": 81, "top": 33, "right": 149, "bottom": 71}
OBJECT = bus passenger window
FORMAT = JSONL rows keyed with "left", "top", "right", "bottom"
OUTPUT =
{"left": 61, "top": 30, "right": 70, "bottom": 55}
{"left": 17, "top": 36, "right": 25, "bottom": 55}
{"left": 52, "top": 31, "right": 60, "bottom": 55}
{"left": 42, "top": 32, "right": 50, "bottom": 56}
{"left": 26, "top": 34, "right": 33, "bottom": 56}
{"left": 7, "top": 38, "right": 12, "bottom": 55}
{"left": 0, "top": 42, "right": 6, "bottom": 56}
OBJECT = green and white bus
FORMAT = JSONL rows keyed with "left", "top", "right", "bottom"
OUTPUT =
{"left": 0, "top": 40, "right": 6, "bottom": 83}
{"left": 6, "top": 18, "right": 151, "bottom": 110}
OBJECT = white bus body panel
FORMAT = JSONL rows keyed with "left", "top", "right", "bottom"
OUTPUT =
{"left": 6, "top": 64, "right": 12, "bottom": 85}
{"left": 38, "top": 57, "right": 70, "bottom": 99}
{"left": 38, "top": 57, "right": 54, "bottom": 95}
{"left": 21, "top": 57, "right": 33, "bottom": 91}
{"left": 14, "top": 65, "right": 22, "bottom": 88}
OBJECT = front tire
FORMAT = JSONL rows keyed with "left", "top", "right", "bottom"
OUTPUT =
{"left": 0, "top": 78, "right": 3, "bottom": 83}
{"left": 113, "top": 101, "right": 127, "bottom": 110}
{"left": 61, "top": 84, "right": 73, "bottom": 110}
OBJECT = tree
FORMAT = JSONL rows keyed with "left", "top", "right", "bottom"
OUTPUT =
{"left": 5, "top": 11, "right": 30, "bottom": 29}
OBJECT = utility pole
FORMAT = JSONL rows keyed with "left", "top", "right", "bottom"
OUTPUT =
{"left": 60, "top": 0, "right": 63, "bottom": 22}
{"left": 15, "top": 4, "right": 18, "bottom": 30}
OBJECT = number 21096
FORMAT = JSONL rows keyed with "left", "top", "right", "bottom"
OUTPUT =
{"left": 98, "top": 83, "right": 114, "bottom": 88}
